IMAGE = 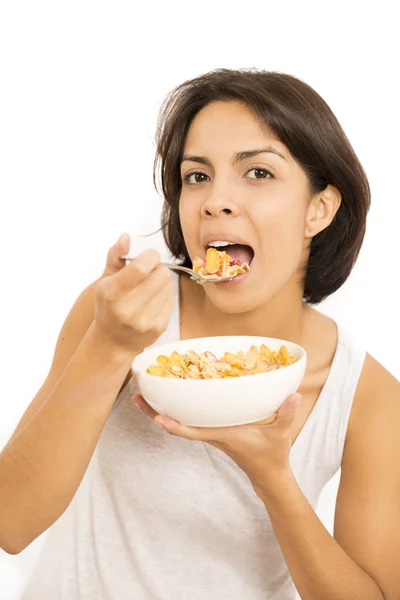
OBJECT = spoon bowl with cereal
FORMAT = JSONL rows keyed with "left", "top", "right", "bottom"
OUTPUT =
{"left": 121, "top": 247, "right": 251, "bottom": 284}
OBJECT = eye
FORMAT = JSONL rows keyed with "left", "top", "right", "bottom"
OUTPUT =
{"left": 246, "top": 167, "right": 274, "bottom": 180}
{"left": 183, "top": 171, "right": 210, "bottom": 185}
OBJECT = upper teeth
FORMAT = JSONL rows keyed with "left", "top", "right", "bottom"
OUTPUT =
{"left": 208, "top": 241, "right": 235, "bottom": 247}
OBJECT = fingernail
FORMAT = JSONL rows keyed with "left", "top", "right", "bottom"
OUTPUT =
{"left": 116, "top": 233, "right": 128, "bottom": 246}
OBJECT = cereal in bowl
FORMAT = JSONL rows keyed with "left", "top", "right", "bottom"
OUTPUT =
{"left": 146, "top": 344, "right": 298, "bottom": 379}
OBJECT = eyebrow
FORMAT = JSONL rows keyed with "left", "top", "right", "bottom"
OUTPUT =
{"left": 181, "top": 145, "right": 287, "bottom": 167}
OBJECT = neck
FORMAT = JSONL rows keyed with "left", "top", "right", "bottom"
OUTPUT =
{"left": 180, "top": 276, "right": 309, "bottom": 346}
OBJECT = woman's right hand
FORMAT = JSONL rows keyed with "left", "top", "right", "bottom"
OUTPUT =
{"left": 94, "top": 233, "right": 174, "bottom": 356}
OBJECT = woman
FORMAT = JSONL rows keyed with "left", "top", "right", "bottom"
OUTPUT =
{"left": 1, "top": 69, "right": 399, "bottom": 599}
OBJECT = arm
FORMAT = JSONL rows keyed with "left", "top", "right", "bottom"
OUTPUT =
{"left": 0, "top": 238, "right": 133, "bottom": 554}
{"left": 256, "top": 353, "right": 400, "bottom": 600}
{"left": 0, "top": 243, "right": 174, "bottom": 554}
{"left": 0, "top": 323, "right": 134, "bottom": 555}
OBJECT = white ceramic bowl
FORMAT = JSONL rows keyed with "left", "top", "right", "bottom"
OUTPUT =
{"left": 132, "top": 336, "right": 307, "bottom": 427}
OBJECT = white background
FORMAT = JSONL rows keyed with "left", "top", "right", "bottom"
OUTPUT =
{"left": 0, "top": 1, "right": 399, "bottom": 598}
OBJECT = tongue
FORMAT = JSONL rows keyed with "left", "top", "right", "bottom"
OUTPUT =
{"left": 225, "top": 244, "right": 253, "bottom": 264}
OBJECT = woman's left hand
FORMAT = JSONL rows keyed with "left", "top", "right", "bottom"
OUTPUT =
{"left": 132, "top": 392, "right": 302, "bottom": 491}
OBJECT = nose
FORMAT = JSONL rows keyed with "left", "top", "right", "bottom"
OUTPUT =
{"left": 201, "top": 186, "right": 240, "bottom": 219}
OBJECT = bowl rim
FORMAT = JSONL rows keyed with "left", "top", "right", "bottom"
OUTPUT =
{"left": 132, "top": 335, "right": 307, "bottom": 385}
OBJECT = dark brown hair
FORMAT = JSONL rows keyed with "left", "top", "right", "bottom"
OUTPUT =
{"left": 153, "top": 68, "right": 370, "bottom": 304}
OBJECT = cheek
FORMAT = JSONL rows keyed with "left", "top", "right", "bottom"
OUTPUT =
{"left": 256, "top": 197, "right": 306, "bottom": 240}
{"left": 179, "top": 199, "right": 199, "bottom": 256}
{"left": 254, "top": 199, "right": 307, "bottom": 267}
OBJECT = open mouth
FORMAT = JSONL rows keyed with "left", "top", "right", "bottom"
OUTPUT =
{"left": 206, "top": 242, "right": 255, "bottom": 266}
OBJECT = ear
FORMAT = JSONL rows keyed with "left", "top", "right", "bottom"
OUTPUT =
{"left": 305, "top": 185, "right": 342, "bottom": 238}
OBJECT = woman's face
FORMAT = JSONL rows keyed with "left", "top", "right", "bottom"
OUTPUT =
{"left": 179, "top": 100, "right": 313, "bottom": 314}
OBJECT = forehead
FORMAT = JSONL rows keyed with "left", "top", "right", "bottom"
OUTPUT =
{"left": 184, "top": 100, "right": 282, "bottom": 153}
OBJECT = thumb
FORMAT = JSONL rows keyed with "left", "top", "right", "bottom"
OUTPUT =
{"left": 274, "top": 393, "right": 302, "bottom": 430}
{"left": 103, "top": 232, "right": 131, "bottom": 276}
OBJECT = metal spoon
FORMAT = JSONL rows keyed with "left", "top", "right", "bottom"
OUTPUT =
{"left": 120, "top": 256, "right": 235, "bottom": 284}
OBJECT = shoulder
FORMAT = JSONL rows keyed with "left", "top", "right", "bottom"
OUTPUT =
{"left": 339, "top": 351, "right": 400, "bottom": 498}
{"left": 346, "top": 352, "right": 400, "bottom": 447}
{"left": 304, "top": 307, "right": 400, "bottom": 448}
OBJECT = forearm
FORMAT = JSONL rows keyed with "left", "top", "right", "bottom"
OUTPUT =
{"left": 0, "top": 323, "right": 134, "bottom": 553}
{"left": 255, "top": 471, "right": 384, "bottom": 600}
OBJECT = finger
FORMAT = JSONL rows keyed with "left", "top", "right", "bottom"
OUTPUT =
{"left": 152, "top": 395, "right": 301, "bottom": 439}
{"left": 147, "top": 280, "right": 175, "bottom": 328}
{"left": 274, "top": 393, "right": 302, "bottom": 429}
{"left": 104, "top": 233, "right": 131, "bottom": 275}
{"left": 154, "top": 407, "right": 281, "bottom": 439}
{"left": 153, "top": 416, "right": 233, "bottom": 442}
{"left": 132, "top": 394, "right": 159, "bottom": 420}
{"left": 153, "top": 416, "right": 203, "bottom": 439}
{"left": 252, "top": 412, "right": 278, "bottom": 426}
{"left": 119, "top": 272, "right": 174, "bottom": 330}
{"left": 121, "top": 264, "right": 173, "bottom": 308}
{"left": 113, "top": 249, "right": 162, "bottom": 291}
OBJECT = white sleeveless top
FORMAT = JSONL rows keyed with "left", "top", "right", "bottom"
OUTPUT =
{"left": 22, "top": 274, "right": 366, "bottom": 600}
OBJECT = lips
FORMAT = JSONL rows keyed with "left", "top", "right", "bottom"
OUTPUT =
{"left": 202, "top": 232, "right": 251, "bottom": 247}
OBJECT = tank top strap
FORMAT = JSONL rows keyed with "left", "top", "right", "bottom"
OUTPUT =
{"left": 334, "top": 323, "right": 367, "bottom": 461}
